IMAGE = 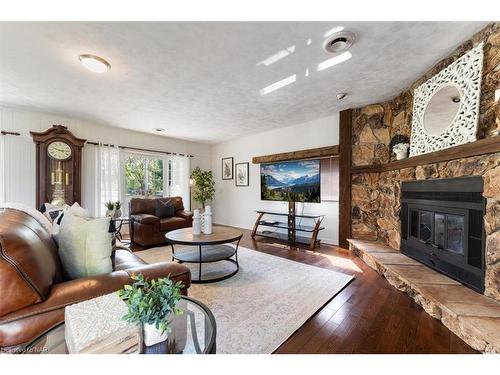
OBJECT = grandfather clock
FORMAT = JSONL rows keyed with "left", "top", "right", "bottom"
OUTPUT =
{"left": 31, "top": 125, "right": 86, "bottom": 208}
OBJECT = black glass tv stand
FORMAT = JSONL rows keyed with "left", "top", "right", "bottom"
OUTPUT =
{"left": 251, "top": 202, "right": 324, "bottom": 250}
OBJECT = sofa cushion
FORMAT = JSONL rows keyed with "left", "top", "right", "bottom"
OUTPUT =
{"left": 58, "top": 212, "right": 113, "bottom": 279}
{"left": 155, "top": 199, "right": 175, "bottom": 219}
{"left": 113, "top": 249, "right": 147, "bottom": 271}
{"left": 0, "top": 209, "right": 59, "bottom": 317}
{"left": 130, "top": 197, "right": 156, "bottom": 215}
{"left": 160, "top": 216, "right": 187, "bottom": 231}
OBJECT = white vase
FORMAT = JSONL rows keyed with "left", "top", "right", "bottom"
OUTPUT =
{"left": 202, "top": 206, "right": 212, "bottom": 234}
{"left": 395, "top": 150, "right": 408, "bottom": 160}
{"left": 143, "top": 323, "right": 168, "bottom": 346}
{"left": 192, "top": 209, "right": 201, "bottom": 235}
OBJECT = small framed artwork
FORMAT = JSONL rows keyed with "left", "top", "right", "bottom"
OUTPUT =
{"left": 235, "top": 162, "right": 249, "bottom": 186}
{"left": 222, "top": 157, "right": 234, "bottom": 180}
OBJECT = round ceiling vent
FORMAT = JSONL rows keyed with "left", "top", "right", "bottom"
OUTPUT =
{"left": 323, "top": 31, "right": 355, "bottom": 53}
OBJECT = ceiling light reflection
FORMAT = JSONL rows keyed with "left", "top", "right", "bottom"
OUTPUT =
{"left": 323, "top": 26, "right": 345, "bottom": 38}
{"left": 317, "top": 51, "right": 352, "bottom": 72}
{"left": 256, "top": 46, "right": 296, "bottom": 67}
{"left": 259, "top": 74, "right": 297, "bottom": 95}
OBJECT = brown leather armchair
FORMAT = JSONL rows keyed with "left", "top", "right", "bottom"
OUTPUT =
{"left": 0, "top": 208, "right": 191, "bottom": 353}
{"left": 130, "top": 197, "right": 193, "bottom": 247}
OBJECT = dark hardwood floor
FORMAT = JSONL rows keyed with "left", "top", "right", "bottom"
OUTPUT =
{"left": 128, "top": 226, "right": 478, "bottom": 354}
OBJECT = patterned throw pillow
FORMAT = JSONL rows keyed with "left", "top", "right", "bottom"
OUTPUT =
{"left": 155, "top": 199, "right": 175, "bottom": 219}
{"left": 40, "top": 203, "right": 68, "bottom": 223}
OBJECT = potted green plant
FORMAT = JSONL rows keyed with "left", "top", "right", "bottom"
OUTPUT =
{"left": 117, "top": 274, "right": 184, "bottom": 346}
{"left": 190, "top": 167, "right": 215, "bottom": 209}
{"left": 105, "top": 201, "right": 115, "bottom": 218}
{"left": 104, "top": 201, "right": 122, "bottom": 218}
{"left": 114, "top": 201, "right": 122, "bottom": 218}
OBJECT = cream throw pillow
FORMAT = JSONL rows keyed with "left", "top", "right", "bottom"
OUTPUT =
{"left": 58, "top": 211, "right": 113, "bottom": 279}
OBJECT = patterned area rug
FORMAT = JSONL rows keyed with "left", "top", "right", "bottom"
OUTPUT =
{"left": 136, "top": 245, "right": 354, "bottom": 354}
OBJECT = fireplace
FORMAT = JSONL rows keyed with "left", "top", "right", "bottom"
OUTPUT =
{"left": 400, "top": 176, "right": 485, "bottom": 293}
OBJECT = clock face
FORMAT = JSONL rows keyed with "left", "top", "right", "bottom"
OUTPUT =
{"left": 48, "top": 141, "right": 72, "bottom": 160}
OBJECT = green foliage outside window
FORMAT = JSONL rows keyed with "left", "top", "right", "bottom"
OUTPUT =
{"left": 125, "top": 156, "right": 163, "bottom": 197}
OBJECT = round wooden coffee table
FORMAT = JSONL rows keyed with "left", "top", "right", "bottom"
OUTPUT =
{"left": 165, "top": 226, "right": 243, "bottom": 283}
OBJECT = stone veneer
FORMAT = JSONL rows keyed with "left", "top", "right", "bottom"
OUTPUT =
{"left": 350, "top": 23, "right": 500, "bottom": 302}
{"left": 348, "top": 239, "right": 500, "bottom": 353}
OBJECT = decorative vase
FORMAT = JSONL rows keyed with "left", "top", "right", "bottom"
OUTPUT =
{"left": 192, "top": 209, "right": 201, "bottom": 235}
{"left": 105, "top": 209, "right": 115, "bottom": 218}
{"left": 202, "top": 206, "right": 212, "bottom": 234}
{"left": 143, "top": 323, "right": 168, "bottom": 346}
{"left": 114, "top": 209, "right": 122, "bottom": 219}
{"left": 395, "top": 150, "right": 408, "bottom": 160}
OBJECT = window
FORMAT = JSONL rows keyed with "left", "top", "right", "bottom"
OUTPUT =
{"left": 124, "top": 155, "right": 164, "bottom": 198}
{"left": 121, "top": 152, "right": 190, "bottom": 214}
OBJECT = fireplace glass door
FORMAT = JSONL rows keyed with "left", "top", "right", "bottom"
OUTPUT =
{"left": 409, "top": 208, "right": 466, "bottom": 256}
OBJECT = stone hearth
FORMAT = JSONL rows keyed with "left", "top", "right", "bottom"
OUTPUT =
{"left": 348, "top": 239, "right": 500, "bottom": 353}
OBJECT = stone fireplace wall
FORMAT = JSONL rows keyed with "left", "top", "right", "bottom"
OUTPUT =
{"left": 350, "top": 23, "right": 500, "bottom": 302}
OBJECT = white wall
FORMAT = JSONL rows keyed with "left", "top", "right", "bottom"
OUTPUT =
{"left": 0, "top": 106, "right": 211, "bottom": 207}
{"left": 210, "top": 114, "right": 340, "bottom": 245}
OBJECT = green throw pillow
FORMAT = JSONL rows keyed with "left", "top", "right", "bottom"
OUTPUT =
{"left": 58, "top": 212, "right": 113, "bottom": 279}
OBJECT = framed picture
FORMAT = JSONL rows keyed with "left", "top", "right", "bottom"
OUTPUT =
{"left": 222, "top": 157, "right": 234, "bottom": 180}
{"left": 235, "top": 162, "right": 249, "bottom": 186}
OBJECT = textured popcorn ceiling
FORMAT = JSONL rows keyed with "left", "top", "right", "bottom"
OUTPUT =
{"left": 0, "top": 22, "right": 488, "bottom": 144}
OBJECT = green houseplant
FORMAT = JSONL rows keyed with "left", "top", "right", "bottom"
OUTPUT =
{"left": 117, "top": 273, "right": 184, "bottom": 346}
{"left": 190, "top": 167, "right": 215, "bottom": 208}
{"left": 104, "top": 201, "right": 122, "bottom": 218}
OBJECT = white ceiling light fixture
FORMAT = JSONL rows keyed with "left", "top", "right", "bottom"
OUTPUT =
{"left": 324, "top": 31, "right": 355, "bottom": 54}
{"left": 79, "top": 54, "right": 111, "bottom": 73}
{"left": 259, "top": 74, "right": 297, "bottom": 95}
{"left": 323, "top": 26, "right": 344, "bottom": 38}
{"left": 317, "top": 51, "right": 352, "bottom": 72}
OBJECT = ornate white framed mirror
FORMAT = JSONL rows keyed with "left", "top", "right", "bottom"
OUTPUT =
{"left": 409, "top": 43, "right": 484, "bottom": 157}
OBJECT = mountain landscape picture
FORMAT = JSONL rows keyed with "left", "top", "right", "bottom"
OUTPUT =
{"left": 260, "top": 160, "right": 321, "bottom": 203}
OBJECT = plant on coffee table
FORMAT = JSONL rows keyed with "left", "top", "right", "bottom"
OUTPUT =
{"left": 117, "top": 273, "right": 184, "bottom": 346}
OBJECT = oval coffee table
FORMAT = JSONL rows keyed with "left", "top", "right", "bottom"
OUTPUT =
{"left": 166, "top": 226, "right": 243, "bottom": 283}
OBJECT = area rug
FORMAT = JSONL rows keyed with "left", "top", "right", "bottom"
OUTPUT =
{"left": 135, "top": 245, "right": 354, "bottom": 354}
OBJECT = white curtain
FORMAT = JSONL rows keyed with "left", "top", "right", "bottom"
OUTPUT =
{"left": 164, "top": 154, "right": 191, "bottom": 211}
{"left": 0, "top": 134, "right": 36, "bottom": 207}
{"left": 81, "top": 143, "right": 121, "bottom": 217}
{"left": 81, "top": 143, "right": 98, "bottom": 216}
{"left": 96, "top": 144, "right": 122, "bottom": 217}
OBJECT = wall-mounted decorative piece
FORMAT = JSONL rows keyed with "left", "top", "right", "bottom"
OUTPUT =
{"left": 409, "top": 43, "right": 484, "bottom": 157}
{"left": 222, "top": 157, "right": 234, "bottom": 180}
{"left": 235, "top": 162, "right": 249, "bottom": 186}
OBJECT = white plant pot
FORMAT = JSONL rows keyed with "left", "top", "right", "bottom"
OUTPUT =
{"left": 395, "top": 150, "right": 408, "bottom": 160}
{"left": 143, "top": 323, "right": 168, "bottom": 346}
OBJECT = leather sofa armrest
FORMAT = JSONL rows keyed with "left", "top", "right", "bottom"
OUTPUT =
{"left": 131, "top": 213, "right": 159, "bottom": 224}
{"left": 125, "top": 263, "right": 191, "bottom": 292}
{"left": 176, "top": 210, "right": 193, "bottom": 224}
{"left": 1, "top": 263, "right": 191, "bottom": 324}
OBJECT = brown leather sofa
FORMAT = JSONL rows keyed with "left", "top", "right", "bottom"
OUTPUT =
{"left": 0, "top": 208, "right": 191, "bottom": 353}
{"left": 130, "top": 197, "right": 193, "bottom": 247}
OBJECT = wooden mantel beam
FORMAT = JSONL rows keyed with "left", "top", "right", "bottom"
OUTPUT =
{"left": 252, "top": 145, "right": 339, "bottom": 164}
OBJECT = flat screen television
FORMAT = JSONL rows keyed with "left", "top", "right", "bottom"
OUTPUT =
{"left": 260, "top": 159, "right": 321, "bottom": 203}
